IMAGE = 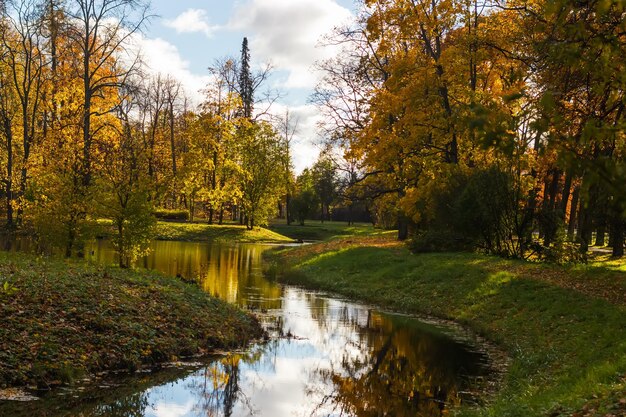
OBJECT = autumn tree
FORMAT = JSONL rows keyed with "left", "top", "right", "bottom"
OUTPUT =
{"left": 238, "top": 121, "right": 286, "bottom": 229}
{"left": 524, "top": 0, "right": 626, "bottom": 256}
{"left": 0, "top": 0, "right": 48, "bottom": 228}
{"left": 95, "top": 86, "right": 155, "bottom": 268}
{"left": 65, "top": 0, "right": 149, "bottom": 187}
{"left": 276, "top": 108, "right": 297, "bottom": 224}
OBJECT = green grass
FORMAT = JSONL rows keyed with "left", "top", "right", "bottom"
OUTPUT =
{"left": 0, "top": 251, "right": 263, "bottom": 388}
{"left": 267, "top": 219, "right": 381, "bottom": 241}
{"left": 267, "top": 238, "right": 626, "bottom": 417}
{"left": 92, "top": 219, "right": 295, "bottom": 243}
{"left": 153, "top": 221, "right": 294, "bottom": 243}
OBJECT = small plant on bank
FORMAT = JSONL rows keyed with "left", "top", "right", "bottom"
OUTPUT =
{"left": 0, "top": 278, "right": 18, "bottom": 297}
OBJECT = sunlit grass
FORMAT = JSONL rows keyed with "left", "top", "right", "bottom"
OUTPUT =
{"left": 154, "top": 221, "right": 294, "bottom": 243}
{"left": 267, "top": 219, "right": 380, "bottom": 241}
{"left": 94, "top": 219, "right": 294, "bottom": 243}
{"left": 268, "top": 237, "right": 626, "bottom": 417}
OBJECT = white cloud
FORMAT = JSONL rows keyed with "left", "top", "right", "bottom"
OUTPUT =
{"left": 164, "top": 9, "right": 217, "bottom": 37}
{"left": 151, "top": 399, "right": 194, "bottom": 417}
{"left": 271, "top": 103, "right": 325, "bottom": 174}
{"left": 229, "top": 0, "right": 353, "bottom": 89}
{"left": 128, "top": 35, "right": 210, "bottom": 106}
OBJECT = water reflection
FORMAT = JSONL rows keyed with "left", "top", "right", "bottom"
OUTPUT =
{"left": 0, "top": 240, "right": 492, "bottom": 416}
{"left": 84, "top": 240, "right": 284, "bottom": 310}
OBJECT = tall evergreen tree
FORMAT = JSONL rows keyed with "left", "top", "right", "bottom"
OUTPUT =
{"left": 239, "top": 37, "right": 253, "bottom": 119}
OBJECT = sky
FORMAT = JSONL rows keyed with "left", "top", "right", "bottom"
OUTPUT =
{"left": 135, "top": 0, "right": 357, "bottom": 173}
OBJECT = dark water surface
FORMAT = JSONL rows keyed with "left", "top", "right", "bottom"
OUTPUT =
{"left": 1, "top": 240, "right": 494, "bottom": 416}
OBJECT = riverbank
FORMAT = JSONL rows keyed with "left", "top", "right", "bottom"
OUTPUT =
{"left": 153, "top": 221, "right": 294, "bottom": 243}
{"left": 266, "top": 235, "right": 626, "bottom": 417}
{"left": 0, "top": 251, "right": 263, "bottom": 390}
{"left": 267, "top": 220, "right": 377, "bottom": 242}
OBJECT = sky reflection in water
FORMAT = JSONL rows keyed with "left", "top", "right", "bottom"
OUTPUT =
{"left": 3, "top": 241, "right": 492, "bottom": 417}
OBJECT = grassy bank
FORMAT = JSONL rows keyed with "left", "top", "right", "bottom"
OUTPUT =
{"left": 268, "top": 220, "right": 379, "bottom": 241}
{"left": 267, "top": 236, "right": 626, "bottom": 417}
{"left": 0, "top": 251, "right": 263, "bottom": 389}
{"left": 153, "top": 221, "right": 294, "bottom": 243}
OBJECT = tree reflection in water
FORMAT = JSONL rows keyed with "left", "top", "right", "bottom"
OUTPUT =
{"left": 308, "top": 309, "right": 486, "bottom": 417}
{"left": 186, "top": 356, "right": 245, "bottom": 417}
{"left": 187, "top": 343, "right": 271, "bottom": 417}
{"left": 92, "top": 392, "right": 150, "bottom": 417}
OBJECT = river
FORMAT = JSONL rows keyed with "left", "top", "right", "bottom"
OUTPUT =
{"left": 0, "top": 239, "right": 495, "bottom": 417}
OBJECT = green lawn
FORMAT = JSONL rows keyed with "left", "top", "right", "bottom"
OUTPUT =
{"left": 93, "top": 219, "right": 295, "bottom": 244}
{"left": 267, "top": 236, "right": 626, "bottom": 417}
{"left": 0, "top": 251, "right": 263, "bottom": 388}
{"left": 267, "top": 219, "right": 381, "bottom": 241}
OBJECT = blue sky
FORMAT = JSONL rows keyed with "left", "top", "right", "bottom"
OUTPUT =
{"left": 137, "top": 0, "right": 357, "bottom": 172}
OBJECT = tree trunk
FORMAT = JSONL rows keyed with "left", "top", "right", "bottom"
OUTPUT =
{"left": 3, "top": 116, "right": 14, "bottom": 228}
{"left": 189, "top": 195, "right": 195, "bottom": 222}
{"left": 397, "top": 207, "right": 409, "bottom": 241}
{"left": 559, "top": 170, "right": 573, "bottom": 217}
{"left": 609, "top": 199, "right": 624, "bottom": 257}
{"left": 593, "top": 186, "right": 609, "bottom": 247}
{"left": 65, "top": 226, "right": 75, "bottom": 258}
{"left": 169, "top": 102, "right": 177, "bottom": 176}
{"left": 577, "top": 204, "right": 592, "bottom": 253}
{"left": 577, "top": 181, "right": 596, "bottom": 253}
{"left": 521, "top": 132, "right": 543, "bottom": 245}
{"left": 543, "top": 169, "right": 561, "bottom": 246}
{"left": 595, "top": 224, "right": 606, "bottom": 247}
{"left": 567, "top": 186, "right": 580, "bottom": 240}
{"left": 82, "top": 56, "right": 92, "bottom": 187}
{"left": 348, "top": 204, "right": 353, "bottom": 226}
{"left": 547, "top": 169, "right": 560, "bottom": 209}
{"left": 117, "top": 221, "right": 126, "bottom": 268}
{"left": 611, "top": 219, "right": 624, "bottom": 258}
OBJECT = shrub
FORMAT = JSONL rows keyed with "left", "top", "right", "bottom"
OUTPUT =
{"left": 289, "top": 189, "right": 319, "bottom": 225}
{"left": 410, "top": 167, "right": 531, "bottom": 257}
{"left": 153, "top": 208, "right": 189, "bottom": 221}
{"left": 530, "top": 229, "right": 587, "bottom": 265}
{"left": 409, "top": 230, "right": 474, "bottom": 253}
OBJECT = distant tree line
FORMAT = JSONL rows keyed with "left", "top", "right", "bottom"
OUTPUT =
{"left": 288, "top": 150, "right": 372, "bottom": 226}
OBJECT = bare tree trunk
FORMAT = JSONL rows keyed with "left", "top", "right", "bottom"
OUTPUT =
{"left": 286, "top": 193, "right": 292, "bottom": 225}
{"left": 594, "top": 187, "right": 609, "bottom": 246}
{"left": 397, "top": 216, "right": 409, "bottom": 241}
{"left": 577, "top": 181, "right": 596, "bottom": 253}
{"left": 543, "top": 169, "right": 561, "bottom": 246}
{"left": 567, "top": 186, "right": 580, "bottom": 240}
{"left": 2, "top": 116, "right": 14, "bottom": 228}
{"left": 169, "top": 101, "right": 177, "bottom": 175}
{"left": 611, "top": 218, "right": 624, "bottom": 257}
{"left": 559, "top": 170, "right": 573, "bottom": 217}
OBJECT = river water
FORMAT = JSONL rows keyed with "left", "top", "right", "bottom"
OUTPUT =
{"left": 1, "top": 240, "right": 494, "bottom": 417}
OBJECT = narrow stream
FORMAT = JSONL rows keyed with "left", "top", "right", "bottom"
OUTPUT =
{"left": 1, "top": 240, "right": 495, "bottom": 416}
